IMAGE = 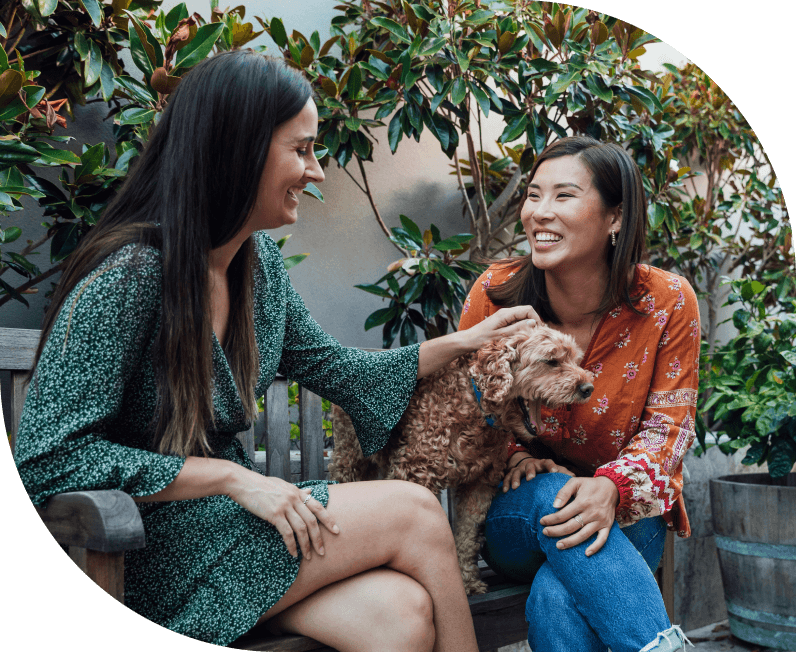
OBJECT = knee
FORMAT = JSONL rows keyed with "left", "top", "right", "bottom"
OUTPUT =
{"left": 394, "top": 482, "right": 450, "bottom": 539}
{"left": 489, "top": 472, "right": 569, "bottom": 522}
{"left": 393, "top": 583, "right": 435, "bottom": 652}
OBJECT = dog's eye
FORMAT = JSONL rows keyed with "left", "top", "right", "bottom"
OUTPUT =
{"left": 542, "top": 359, "right": 559, "bottom": 367}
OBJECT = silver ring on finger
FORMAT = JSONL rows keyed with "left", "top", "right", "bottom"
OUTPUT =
{"left": 574, "top": 514, "right": 585, "bottom": 528}
{"left": 303, "top": 493, "right": 312, "bottom": 506}
{"left": 526, "top": 319, "right": 535, "bottom": 326}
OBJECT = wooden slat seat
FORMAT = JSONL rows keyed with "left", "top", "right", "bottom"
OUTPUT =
{"left": 1, "top": 326, "right": 673, "bottom": 651}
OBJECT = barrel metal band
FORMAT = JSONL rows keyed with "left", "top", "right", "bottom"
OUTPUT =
{"left": 726, "top": 600, "right": 796, "bottom": 628}
{"left": 715, "top": 535, "right": 796, "bottom": 561}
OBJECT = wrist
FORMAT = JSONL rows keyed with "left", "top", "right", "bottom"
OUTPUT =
{"left": 508, "top": 452, "right": 532, "bottom": 469}
{"left": 218, "top": 459, "right": 249, "bottom": 498}
{"left": 594, "top": 475, "right": 620, "bottom": 509}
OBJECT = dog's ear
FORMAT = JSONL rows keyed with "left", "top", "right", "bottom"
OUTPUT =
{"left": 469, "top": 336, "right": 520, "bottom": 404}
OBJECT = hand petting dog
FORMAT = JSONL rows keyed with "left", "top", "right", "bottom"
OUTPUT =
{"left": 417, "top": 305, "right": 543, "bottom": 378}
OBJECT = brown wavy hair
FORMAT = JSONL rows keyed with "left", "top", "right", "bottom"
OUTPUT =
{"left": 31, "top": 52, "right": 313, "bottom": 457}
{"left": 486, "top": 136, "right": 648, "bottom": 323}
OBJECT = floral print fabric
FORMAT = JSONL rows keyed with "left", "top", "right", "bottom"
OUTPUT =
{"left": 14, "top": 232, "right": 420, "bottom": 644}
{"left": 459, "top": 262, "right": 700, "bottom": 537}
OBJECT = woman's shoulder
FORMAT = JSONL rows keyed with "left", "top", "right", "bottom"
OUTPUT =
{"left": 477, "top": 258, "right": 524, "bottom": 285}
{"left": 252, "top": 231, "right": 284, "bottom": 270}
{"left": 637, "top": 264, "right": 687, "bottom": 285}
{"left": 632, "top": 264, "right": 699, "bottom": 318}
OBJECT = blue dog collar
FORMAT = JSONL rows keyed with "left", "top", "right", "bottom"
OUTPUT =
{"left": 470, "top": 377, "right": 499, "bottom": 428}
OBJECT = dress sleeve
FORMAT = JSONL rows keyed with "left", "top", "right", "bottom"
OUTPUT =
{"left": 275, "top": 258, "right": 420, "bottom": 458}
{"left": 14, "top": 249, "right": 185, "bottom": 507}
{"left": 594, "top": 277, "right": 701, "bottom": 527}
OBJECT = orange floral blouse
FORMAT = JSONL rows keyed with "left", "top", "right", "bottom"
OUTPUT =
{"left": 459, "top": 262, "right": 701, "bottom": 537}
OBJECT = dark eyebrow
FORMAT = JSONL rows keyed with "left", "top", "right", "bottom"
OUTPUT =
{"left": 527, "top": 182, "right": 583, "bottom": 190}
{"left": 296, "top": 136, "right": 316, "bottom": 144}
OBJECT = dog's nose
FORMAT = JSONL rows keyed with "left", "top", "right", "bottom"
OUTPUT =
{"left": 578, "top": 383, "right": 594, "bottom": 399}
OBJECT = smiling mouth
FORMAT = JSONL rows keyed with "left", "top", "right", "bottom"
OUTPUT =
{"left": 535, "top": 232, "right": 563, "bottom": 244}
{"left": 287, "top": 189, "right": 299, "bottom": 201}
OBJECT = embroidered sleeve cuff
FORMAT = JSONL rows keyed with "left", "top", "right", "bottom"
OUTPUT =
{"left": 507, "top": 440, "right": 529, "bottom": 461}
{"left": 594, "top": 466, "right": 635, "bottom": 514}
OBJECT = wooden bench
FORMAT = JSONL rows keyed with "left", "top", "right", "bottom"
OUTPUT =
{"left": 1, "top": 326, "right": 673, "bottom": 651}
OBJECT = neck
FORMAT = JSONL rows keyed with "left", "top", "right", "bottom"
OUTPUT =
{"left": 208, "top": 225, "right": 253, "bottom": 276}
{"left": 545, "top": 262, "right": 610, "bottom": 327}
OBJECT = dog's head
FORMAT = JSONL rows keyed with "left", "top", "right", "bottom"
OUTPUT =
{"left": 468, "top": 326, "right": 595, "bottom": 409}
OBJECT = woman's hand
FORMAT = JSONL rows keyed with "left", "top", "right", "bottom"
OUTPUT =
{"left": 462, "top": 305, "right": 544, "bottom": 352}
{"left": 502, "top": 454, "right": 574, "bottom": 493}
{"left": 225, "top": 467, "right": 339, "bottom": 559}
{"left": 418, "top": 305, "right": 543, "bottom": 378}
{"left": 539, "top": 476, "right": 619, "bottom": 556}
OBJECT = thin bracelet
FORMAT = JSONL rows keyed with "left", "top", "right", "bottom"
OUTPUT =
{"left": 507, "top": 454, "right": 533, "bottom": 471}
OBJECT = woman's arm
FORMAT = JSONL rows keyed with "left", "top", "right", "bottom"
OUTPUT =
{"left": 134, "top": 456, "right": 338, "bottom": 560}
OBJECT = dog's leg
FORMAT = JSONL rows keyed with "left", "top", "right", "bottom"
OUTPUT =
{"left": 453, "top": 480, "right": 498, "bottom": 595}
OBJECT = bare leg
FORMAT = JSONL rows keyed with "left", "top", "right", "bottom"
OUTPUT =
{"left": 269, "top": 568, "right": 435, "bottom": 652}
{"left": 260, "top": 480, "right": 478, "bottom": 652}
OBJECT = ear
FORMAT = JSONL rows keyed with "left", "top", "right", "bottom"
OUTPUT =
{"left": 469, "top": 337, "right": 518, "bottom": 404}
{"left": 609, "top": 203, "right": 623, "bottom": 237}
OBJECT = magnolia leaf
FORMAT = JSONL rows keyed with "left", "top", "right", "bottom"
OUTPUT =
{"left": 283, "top": 253, "right": 309, "bottom": 270}
{"left": 269, "top": 17, "right": 287, "bottom": 48}
{"left": 302, "top": 182, "right": 324, "bottom": 202}
{"left": 79, "top": 0, "right": 102, "bottom": 28}
{"left": 38, "top": 0, "right": 58, "bottom": 18}
{"left": 370, "top": 17, "right": 411, "bottom": 43}
{"left": 174, "top": 23, "right": 224, "bottom": 72}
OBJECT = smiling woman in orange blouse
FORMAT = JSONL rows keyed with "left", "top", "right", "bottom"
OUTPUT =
{"left": 459, "top": 137, "right": 699, "bottom": 652}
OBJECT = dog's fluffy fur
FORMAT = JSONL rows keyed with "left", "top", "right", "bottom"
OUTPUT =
{"left": 328, "top": 325, "right": 595, "bottom": 594}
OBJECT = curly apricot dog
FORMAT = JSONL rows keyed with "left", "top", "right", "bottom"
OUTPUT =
{"left": 328, "top": 325, "right": 595, "bottom": 595}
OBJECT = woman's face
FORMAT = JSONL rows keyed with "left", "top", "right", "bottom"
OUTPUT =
{"left": 520, "top": 155, "right": 621, "bottom": 273}
{"left": 248, "top": 98, "right": 325, "bottom": 231}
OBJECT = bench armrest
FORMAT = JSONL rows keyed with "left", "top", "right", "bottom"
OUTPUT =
{"left": 35, "top": 490, "right": 146, "bottom": 553}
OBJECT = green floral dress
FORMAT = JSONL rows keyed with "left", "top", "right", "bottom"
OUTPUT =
{"left": 14, "top": 232, "right": 420, "bottom": 646}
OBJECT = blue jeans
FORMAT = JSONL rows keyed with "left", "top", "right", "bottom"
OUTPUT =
{"left": 482, "top": 473, "right": 685, "bottom": 652}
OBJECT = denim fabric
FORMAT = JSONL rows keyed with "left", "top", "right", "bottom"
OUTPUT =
{"left": 482, "top": 473, "right": 676, "bottom": 652}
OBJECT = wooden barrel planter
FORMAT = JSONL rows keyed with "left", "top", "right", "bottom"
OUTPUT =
{"left": 709, "top": 473, "right": 796, "bottom": 650}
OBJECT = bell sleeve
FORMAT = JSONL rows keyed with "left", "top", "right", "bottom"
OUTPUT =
{"left": 265, "top": 238, "right": 420, "bottom": 457}
{"left": 14, "top": 248, "right": 185, "bottom": 507}
{"left": 594, "top": 276, "right": 701, "bottom": 528}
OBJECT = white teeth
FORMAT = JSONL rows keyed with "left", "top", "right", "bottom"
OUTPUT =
{"left": 536, "top": 233, "right": 562, "bottom": 242}
{"left": 287, "top": 190, "right": 297, "bottom": 199}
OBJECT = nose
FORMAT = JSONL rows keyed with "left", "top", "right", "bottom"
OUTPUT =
{"left": 577, "top": 383, "right": 594, "bottom": 399}
{"left": 306, "top": 152, "right": 325, "bottom": 184}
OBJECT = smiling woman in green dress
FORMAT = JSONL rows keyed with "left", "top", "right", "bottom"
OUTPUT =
{"left": 14, "top": 51, "right": 538, "bottom": 652}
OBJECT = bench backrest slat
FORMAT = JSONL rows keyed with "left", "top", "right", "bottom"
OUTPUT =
{"left": 0, "top": 327, "right": 39, "bottom": 370}
{"left": 1, "top": 329, "right": 327, "bottom": 485}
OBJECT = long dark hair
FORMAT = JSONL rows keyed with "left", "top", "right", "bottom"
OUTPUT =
{"left": 487, "top": 136, "right": 648, "bottom": 323}
{"left": 32, "top": 51, "right": 313, "bottom": 456}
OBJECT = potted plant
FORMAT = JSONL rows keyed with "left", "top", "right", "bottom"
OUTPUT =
{"left": 702, "top": 277, "right": 796, "bottom": 650}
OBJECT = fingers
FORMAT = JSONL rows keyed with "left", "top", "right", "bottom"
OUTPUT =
{"left": 503, "top": 457, "right": 573, "bottom": 492}
{"left": 539, "top": 458, "right": 575, "bottom": 477}
{"left": 586, "top": 528, "right": 610, "bottom": 557}
{"left": 274, "top": 516, "right": 299, "bottom": 558}
{"left": 555, "top": 521, "right": 602, "bottom": 551}
{"left": 552, "top": 477, "right": 579, "bottom": 509}
{"left": 282, "top": 490, "right": 336, "bottom": 560}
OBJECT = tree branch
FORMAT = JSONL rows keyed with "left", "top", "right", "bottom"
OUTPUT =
{"left": 0, "top": 231, "right": 52, "bottom": 277}
{"left": 0, "top": 263, "right": 63, "bottom": 309}
{"left": 453, "top": 150, "right": 477, "bottom": 233}
{"left": 488, "top": 164, "right": 524, "bottom": 224}
{"left": 354, "top": 155, "right": 407, "bottom": 256}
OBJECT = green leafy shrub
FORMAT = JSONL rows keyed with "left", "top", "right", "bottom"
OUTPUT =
{"left": 699, "top": 278, "right": 796, "bottom": 479}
